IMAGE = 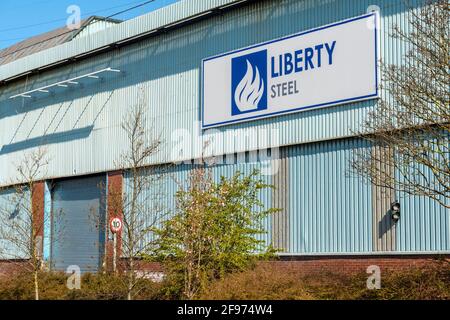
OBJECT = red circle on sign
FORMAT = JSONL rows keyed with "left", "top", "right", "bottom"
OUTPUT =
{"left": 110, "top": 217, "right": 122, "bottom": 233}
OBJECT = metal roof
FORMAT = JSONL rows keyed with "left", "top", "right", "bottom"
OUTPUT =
{"left": 0, "top": 0, "right": 255, "bottom": 84}
{"left": 0, "top": 16, "right": 121, "bottom": 67}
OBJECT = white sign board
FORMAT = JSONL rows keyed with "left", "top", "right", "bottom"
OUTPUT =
{"left": 202, "top": 13, "right": 379, "bottom": 128}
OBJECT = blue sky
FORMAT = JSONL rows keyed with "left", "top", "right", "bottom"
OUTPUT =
{"left": 0, "top": 0, "right": 180, "bottom": 49}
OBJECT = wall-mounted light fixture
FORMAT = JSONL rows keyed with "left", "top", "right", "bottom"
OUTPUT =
{"left": 391, "top": 200, "right": 401, "bottom": 222}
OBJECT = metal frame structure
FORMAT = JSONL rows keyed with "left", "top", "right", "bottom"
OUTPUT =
{"left": 0, "top": 0, "right": 258, "bottom": 86}
{"left": 9, "top": 67, "right": 121, "bottom": 99}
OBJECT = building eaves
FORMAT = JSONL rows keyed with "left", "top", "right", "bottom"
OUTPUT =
{"left": 0, "top": 0, "right": 259, "bottom": 85}
{"left": 0, "top": 16, "right": 122, "bottom": 67}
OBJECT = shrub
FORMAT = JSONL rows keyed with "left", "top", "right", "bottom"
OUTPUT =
{"left": 355, "top": 262, "right": 450, "bottom": 300}
{"left": 1, "top": 261, "right": 447, "bottom": 300}
{"left": 0, "top": 271, "right": 163, "bottom": 300}
{"left": 200, "top": 261, "right": 450, "bottom": 300}
{"left": 152, "top": 168, "right": 278, "bottom": 299}
{"left": 198, "top": 263, "right": 314, "bottom": 300}
{"left": 0, "top": 272, "right": 67, "bottom": 300}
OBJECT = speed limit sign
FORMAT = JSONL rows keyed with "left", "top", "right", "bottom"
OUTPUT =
{"left": 110, "top": 217, "right": 122, "bottom": 233}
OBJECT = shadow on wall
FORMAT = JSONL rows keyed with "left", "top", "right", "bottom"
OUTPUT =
{"left": 0, "top": 0, "right": 417, "bottom": 154}
{"left": 378, "top": 210, "right": 394, "bottom": 238}
{"left": 0, "top": 125, "right": 94, "bottom": 155}
{"left": 0, "top": 86, "right": 114, "bottom": 155}
{"left": 0, "top": 0, "right": 412, "bottom": 117}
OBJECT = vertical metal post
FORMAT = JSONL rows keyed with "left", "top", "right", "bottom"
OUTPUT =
{"left": 113, "top": 232, "right": 117, "bottom": 273}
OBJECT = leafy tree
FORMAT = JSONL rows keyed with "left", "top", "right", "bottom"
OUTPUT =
{"left": 152, "top": 167, "right": 278, "bottom": 299}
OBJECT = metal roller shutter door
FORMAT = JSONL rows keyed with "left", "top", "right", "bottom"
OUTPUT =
{"left": 51, "top": 175, "right": 106, "bottom": 273}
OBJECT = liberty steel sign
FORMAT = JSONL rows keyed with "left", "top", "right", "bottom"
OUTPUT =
{"left": 201, "top": 13, "right": 379, "bottom": 129}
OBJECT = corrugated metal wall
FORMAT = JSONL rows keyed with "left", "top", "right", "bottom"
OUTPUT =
{"left": 395, "top": 160, "right": 450, "bottom": 252}
{"left": 51, "top": 175, "right": 106, "bottom": 272}
{"left": 397, "top": 194, "right": 449, "bottom": 252}
{"left": 123, "top": 151, "right": 273, "bottom": 256}
{"left": 371, "top": 146, "right": 396, "bottom": 252}
{"left": 0, "top": 0, "right": 425, "bottom": 185}
{"left": 271, "top": 148, "right": 289, "bottom": 251}
{"left": 123, "top": 138, "right": 448, "bottom": 255}
{"left": 0, "top": 188, "right": 31, "bottom": 259}
{"left": 286, "top": 139, "right": 373, "bottom": 253}
{"left": 43, "top": 181, "right": 52, "bottom": 262}
{"left": 74, "top": 19, "right": 119, "bottom": 40}
{"left": 0, "top": 0, "right": 448, "bottom": 257}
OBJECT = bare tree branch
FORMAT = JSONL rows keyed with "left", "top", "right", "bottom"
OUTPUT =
{"left": 108, "top": 87, "right": 168, "bottom": 300}
{"left": 352, "top": 0, "right": 449, "bottom": 209}
{"left": 0, "top": 147, "right": 61, "bottom": 300}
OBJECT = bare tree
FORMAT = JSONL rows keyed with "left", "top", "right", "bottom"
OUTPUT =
{"left": 108, "top": 89, "right": 166, "bottom": 300}
{"left": 0, "top": 147, "right": 60, "bottom": 300}
{"left": 352, "top": 0, "right": 449, "bottom": 208}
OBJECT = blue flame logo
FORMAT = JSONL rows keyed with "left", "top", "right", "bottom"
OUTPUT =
{"left": 234, "top": 60, "right": 265, "bottom": 112}
{"left": 231, "top": 50, "right": 267, "bottom": 116}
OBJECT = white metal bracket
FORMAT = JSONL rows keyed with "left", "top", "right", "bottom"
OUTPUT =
{"left": 9, "top": 67, "right": 121, "bottom": 99}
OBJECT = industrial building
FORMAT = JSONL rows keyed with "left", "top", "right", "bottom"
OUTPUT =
{"left": 0, "top": 0, "right": 448, "bottom": 274}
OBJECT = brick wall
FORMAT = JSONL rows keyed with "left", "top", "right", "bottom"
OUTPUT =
{"left": 0, "top": 260, "right": 29, "bottom": 278}
{"left": 2, "top": 254, "right": 447, "bottom": 278}
{"left": 265, "top": 254, "right": 450, "bottom": 275}
{"left": 119, "top": 259, "right": 164, "bottom": 273}
{"left": 32, "top": 181, "right": 45, "bottom": 257}
{"left": 121, "top": 254, "right": 449, "bottom": 275}
{"left": 0, "top": 182, "right": 45, "bottom": 278}
{"left": 105, "top": 171, "right": 123, "bottom": 271}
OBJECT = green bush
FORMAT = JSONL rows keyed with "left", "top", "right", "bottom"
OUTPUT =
{"left": 152, "top": 169, "right": 278, "bottom": 299}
